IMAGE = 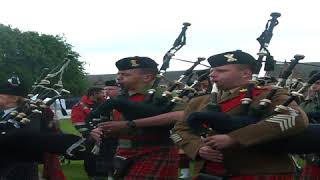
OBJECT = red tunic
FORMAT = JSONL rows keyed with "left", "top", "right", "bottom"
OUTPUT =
{"left": 71, "top": 96, "right": 94, "bottom": 124}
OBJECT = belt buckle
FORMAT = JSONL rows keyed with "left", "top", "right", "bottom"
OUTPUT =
{"left": 119, "top": 139, "right": 132, "bottom": 148}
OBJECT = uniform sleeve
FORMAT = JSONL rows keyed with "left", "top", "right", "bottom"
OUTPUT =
{"left": 227, "top": 89, "right": 309, "bottom": 147}
{"left": 170, "top": 98, "right": 206, "bottom": 159}
{"left": 171, "top": 100, "right": 187, "bottom": 111}
{"left": 71, "top": 103, "right": 91, "bottom": 136}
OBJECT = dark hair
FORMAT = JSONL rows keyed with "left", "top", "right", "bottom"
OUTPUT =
{"left": 138, "top": 68, "right": 158, "bottom": 76}
{"left": 237, "top": 64, "right": 255, "bottom": 73}
{"left": 105, "top": 79, "right": 117, "bottom": 86}
{"left": 86, "top": 86, "right": 103, "bottom": 97}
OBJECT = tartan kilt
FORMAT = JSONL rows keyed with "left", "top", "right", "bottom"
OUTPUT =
{"left": 301, "top": 164, "right": 320, "bottom": 178}
{"left": 228, "top": 175, "right": 294, "bottom": 180}
{"left": 194, "top": 175, "right": 294, "bottom": 180}
{"left": 119, "top": 146, "right": 179, "bottom": 180}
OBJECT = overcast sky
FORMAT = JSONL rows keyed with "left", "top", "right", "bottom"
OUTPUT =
{"left": 1, "top": 0, "right": 319, "bottom": 74}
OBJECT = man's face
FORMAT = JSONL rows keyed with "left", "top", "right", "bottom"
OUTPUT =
{"left": 104, "top": 86, "right": 120, "bottom": 98}
{"left": 311, "top": 80, "right": 320, "bottom": 93}
{"left": 209, "top": 64, "right": 249, "bottom": 90}
{"left": 96, "top": 91, "right": 104, "bottom": 101}
{"left": 116, "top": 69, "right": 145, "bottom": 90}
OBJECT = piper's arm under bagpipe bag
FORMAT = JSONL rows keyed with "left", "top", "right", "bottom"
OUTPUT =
{"left": 256, "top": 124, "right": 320, "bottom": 154}
{"left": 187, "top": 111, "right": 320, "bottom": 154}
{"left": 307, "top": 112, "right": 320, "bottom": 123}
{"left": 91, "top": 97, "right": 166, "bottom": 120}
{"left": 186, "top": 111, "right": 258, "bottom": 134}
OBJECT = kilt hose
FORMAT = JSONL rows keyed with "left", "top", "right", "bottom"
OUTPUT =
{"left": 116, "top": 146, "right": 179, "bottom": 180}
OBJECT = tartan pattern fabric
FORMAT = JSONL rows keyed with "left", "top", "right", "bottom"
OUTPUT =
{"left": 229, "top": 175, "right": 294, "bottom": 180}
{"left": 301, "top": 164, "right": 320, "bottom": 178}
{"left": 179, "top": 153, "right": 191, "bottom": 168}
{"left": 194, "top": 175, "right": 294, "bottom": 180}
{"left": 114, "top": 89, "right": 179, "bottom": 179}
{"left": 116, "top": 146, "right": 179, "bottom": 180}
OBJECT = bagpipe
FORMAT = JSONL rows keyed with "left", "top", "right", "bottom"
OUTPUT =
{"left": 187, "top": 71, "right": 320, "bottom": 154}
{"left": 159, "top": 57, "right": 206, "bottom": 103}
{"left": 87, "top": 64, "right": 212, "bottom": 158}
{"left": 87, "top": 22, "right": 199, "bottom": 154}
{"left": 1, "top": 56, "right": 72, "bottom": 134}
{"left": 184, "top": 12, "right": 320, "bottom": 154}
{"left": 89, "top": 60, "right": 211, "bottom": 124}
{"left": 188, "top": 13, "right": 282, "bottom": 137}
{"left": 240, "top": 12, "right": 281, "bottom": 115}
{"left": 144, "top": 22, "right": 191, "bottom": 103}
{"left": 0, "top": 55, "right": 91, "bottom": 160}
{"left": 88, "top": 72, "right": 211, "bottom": 154}
{"left": 89, "top": 22, "right": 193, "bottom": 120}
{"left": 251, "top": 54, "right": 304, "bottom": 116}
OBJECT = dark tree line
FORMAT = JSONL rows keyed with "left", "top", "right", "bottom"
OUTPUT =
{"left": 0, "top": 24, "right": 88, "bottom": 96}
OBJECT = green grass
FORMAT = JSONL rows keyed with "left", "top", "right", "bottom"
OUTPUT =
{"left": 59, "top": 119, "right": 88, "bottom": 179}
{"left": 60, "top": 160, "right": 88, "bottom": 180}
{"left": 59, "top": 118, "right": 81, "bottom": 136}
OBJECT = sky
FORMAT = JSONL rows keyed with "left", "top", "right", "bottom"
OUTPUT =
{"left": 1, "top": 0, "right": 319, "bottom": 75}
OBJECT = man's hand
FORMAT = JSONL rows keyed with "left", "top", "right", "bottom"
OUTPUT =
{"left": 203, "top": 134, "right": 238, "bottom": 150}
{"left": 90, "top": 127, "right": 104, "bottom": 143}
{"left": 98, "top": 121, "right": 127, "bottom": 133}
{"left": 198, "top": 146, "right": 223, "bottom": 162}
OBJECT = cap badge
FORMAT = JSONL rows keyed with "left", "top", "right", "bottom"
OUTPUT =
{"left": 224, "top": 54, "right": 237, "bottom": 62}
{"left": 130, "top": 60, "right": 140, "bottom": 67}
{"left": 8, "top": 76, "right": 21, "bottom": 87}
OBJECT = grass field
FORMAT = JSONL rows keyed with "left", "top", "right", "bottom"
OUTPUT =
{"left": 60, "top": 119, "right": 89, "bottom": 179}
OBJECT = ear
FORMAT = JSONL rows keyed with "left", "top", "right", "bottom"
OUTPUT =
{"left": 142, "top": 74, "right": 154, "bottom": 83}
{"left": 241, "top": 69, "right": 252, "bottom": 79}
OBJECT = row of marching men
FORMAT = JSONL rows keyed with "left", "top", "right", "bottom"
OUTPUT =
{"left": 0, "top": 49, "right": 320, "bottom": 180}
{"left": 75, "top": 51, "right": 320, "bottom": 179}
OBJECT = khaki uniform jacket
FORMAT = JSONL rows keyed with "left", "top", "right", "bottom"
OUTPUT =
{"left": 300, "top": 95, "right": 320, "bottom": 113}
{"left": 172, "top": 87, "right": 308, "bottom": 175}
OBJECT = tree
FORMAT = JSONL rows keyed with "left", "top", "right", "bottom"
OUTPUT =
{"left": 0, "top": 24, "right": 88, "bottom": 96}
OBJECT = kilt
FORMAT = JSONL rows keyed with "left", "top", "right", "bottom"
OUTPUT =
{"left": 229, "top": 176, "right": 294, "bottom": 180}
{"left": 194, "top": 175, "right": 294, "bottom": 180}
{"left": 116, "top": 145, "right": 179, "bottom": 180}
{"left": 179, "top": 152, "right": 191, "bottom": 168}
{"left": 301, "top": 164, "right": 320, "bottom": 178}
